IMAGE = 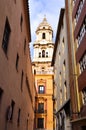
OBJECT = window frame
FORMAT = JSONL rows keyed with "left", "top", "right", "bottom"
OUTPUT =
{"left": 42, "top": 50, "right": 45, "bottom": 58}
{"left": 2, "top": 17, "right": 11, "bottom": 54}
{"left": 21, "top": 70, "right": 24, "bottom": 91}
{"left": 17, "top": 108, "right": 21, "bottom": 126}
{"left": 16, "top": 53, "right": 19, "bottom": 71}
{"left": 38, "top": 85, "right": 45, "bottom": 94}
{"left": 42, "top": 33, "right": 46, "bottom": 39}
{"left": 37, "top": 118, "right": 44, "bottom": 128}
{"left": 38, "top": 103, "right": 44, "bottom": 113}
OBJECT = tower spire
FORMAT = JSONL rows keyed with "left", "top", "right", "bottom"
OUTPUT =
{"left": 43, "top": 14, "right": 47, "bottom": 22}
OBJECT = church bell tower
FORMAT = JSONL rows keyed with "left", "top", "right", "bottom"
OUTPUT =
{"left": 32, "top": 16, "right": 54, "bottom": 130}
{"left": 33, "top": 16, "right": 54, "bottom": 63}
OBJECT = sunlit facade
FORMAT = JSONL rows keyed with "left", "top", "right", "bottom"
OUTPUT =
{"left": 52, "top": 8, "right": 71, "bottom": 130}
{"left": 32, "top": 16, "right": 55, "bottom": 130}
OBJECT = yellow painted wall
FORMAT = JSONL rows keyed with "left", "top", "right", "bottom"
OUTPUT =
{"left": 34, "top": 74, "right": 54, "bottom": 130}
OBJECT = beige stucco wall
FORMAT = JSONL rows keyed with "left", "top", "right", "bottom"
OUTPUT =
{"left": 54, "top": 11, "right": 70, "bottom": 111}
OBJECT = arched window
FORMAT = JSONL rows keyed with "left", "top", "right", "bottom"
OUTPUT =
{"left": 42, "top": 33, "right": 45, "bottom": 39}
{"left": 42, "top": 50, "right": 45, "bottom": 57}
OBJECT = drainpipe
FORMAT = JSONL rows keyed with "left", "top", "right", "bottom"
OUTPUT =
{"left": 65, "top": 0, "right": 80, "bottom": 120}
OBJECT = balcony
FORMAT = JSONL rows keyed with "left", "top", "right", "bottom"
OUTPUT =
{"left": 34, "top": 128, "right": 47, "bottom": 130}
{"left": 36, "top": 69, "right": 54, "bottom": 75}
{"left": 35, "top": 109, "right": 47, "bottom": 114}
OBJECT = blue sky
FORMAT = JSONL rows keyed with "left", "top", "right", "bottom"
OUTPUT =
{"left": 29, "top": 0, "right": 65, "bottom": 59}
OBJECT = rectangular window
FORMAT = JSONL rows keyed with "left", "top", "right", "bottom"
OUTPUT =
{"left": 59, "top": 72, "right": 62, "bottom": 87}
{"left": 2, "top": 17, "right": 11, "bottom": 54}
{"left": 77, "top": 16, "right": 86, "bottom": 46}
{"left": 17, "top": 109, "right": 21, "bottom": 126}
{"left": 38, "top": 85, "right": 45, "bottom": 94}
{"left": 79, "top": 52, "right": 86, "bottom": 74}
{"left": 37, "top": 118, "right": 44, "bottom": 128}
{"left": 64, "top": 81, "right": 67, "bottom": 101}
{"left": 20, "top": 14, "right": 23, "bottom": 32}
{"left": 10, "top": 100, "right": 15, "bottom": 120}
{"left": 16, "top": 53, "right": 19, "bottom": 71}
{"left": 82, "top": 87, "right": 86, "bottom": 105}
{"left": 0, "top": 88, "right": 3, "bottom": 102}
{"left": 21, "top": 71, "right": 24, "bottom": 91}
{"left": 46, "top": 52, "right": 48, "bottom": 57}
{"left": 39, "top": 52, "right": 41, "bottom": 58}
{"left": 63, "top": 60, "right": 66, "bottom": 78}
{"left": 42, "top": 33, "right": 45, "bottom": 39}
{"left": 60, "top": 89, "right": 62, "bottom": 105}
{"left": 24, "top": 38, "right": 26, "bottom": 54}
{"left": 38, "top": 103, "right": 44, "bottom": 113}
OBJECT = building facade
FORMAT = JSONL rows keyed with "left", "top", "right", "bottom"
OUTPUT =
{"left": 72, "top": 0, "right": 86, "bottom": 129}
{"left": 65, "top": 0, "right": 86, "bottom": 130}
{"left": 52, "top": 9, "right": 71, "bottom": 130}
{"left": 32, "top": 17, "right": 54, "bottom": 130}
{"left": 0, "top": 0, "right": 35, "bottom": 130}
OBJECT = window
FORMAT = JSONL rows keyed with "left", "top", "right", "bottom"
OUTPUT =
{"left": 10, "top": 100, "right": 15, "bottom": 120}
{"left": 82, "top": 87, "right": 86, "bottom": 105}
{"left": 46, "top": 52, "right": 48, "bottom": 57}
{"left": 60, "top": 89, "right": 62, "bottom": 105}
{"left": 20, "top": 14, "right": 23, "bottom": 32}
{"left": 34, "top": 69, "right": 36, "bottom": 74}
{"left": 75, "top": 0, "right": 85, "bottom": 24}
{"left": 43, "top": 27, "right": 45, "bottom": 29}
{"left": 14, "top": 0, "right": 16, "bottom": 4}
{"left": 64, "top": 81, "right": 67, "bottom": 101}
{"left": 42, "top": 50, "right": 45, "bottom": 57}
{"left": 6, "top": 100, "right": 15, "bottom": 121}
{"left": 62, "top": 38, "right": 65, "bottom": 54}
{"left": 42, "top": 33, "right": 45, "bottom": 39}
{"left": 21, "top": 71, "right": 24, "bottom": 91}
{"left": 39, "top": 52, "right": 41, "bottom": 58}
{"left": 77, "top": 16, "right": 86, "bottom": 46}
{"left": 59, "top": 52, "right": 61, "bottom": 65}
{"left": 38, "top": 85, "right": 45, "bottom": 94}
{"left": 38, "top": 103, "right": 44, "bottom": 113}
{"left": 79, "top": 52, "right": 86, "bottom": 74}
{"left": 63, "top": 60, "right": 66, "bottom": 78}
{"left": 2, "top": 17, "right": 11, "bottom": 54}
{"left": 17, "top": 109, "right": 21, "bottom": 126}
{"left": 16, "top": 53, "right": 19, "bottom": 71}
{"left": 59, "top": 72, "right": 62, "bottom": 87}
{"left": 0, "top": 88, "right": 3, "bottom": 102}
{"left": 24, "top": 38, "right": 26, "bottom": 54}
{"left": 37, "top": 118, "right": 44, "bottom": 128}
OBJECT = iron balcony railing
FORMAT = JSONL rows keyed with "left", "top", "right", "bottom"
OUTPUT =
{"left": 34, "top": 109, "right": 47, "bottom": 114}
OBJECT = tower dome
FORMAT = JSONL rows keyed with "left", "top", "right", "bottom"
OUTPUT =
{"left": 36, "top": 16, "right": 53, "bottom": 32}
